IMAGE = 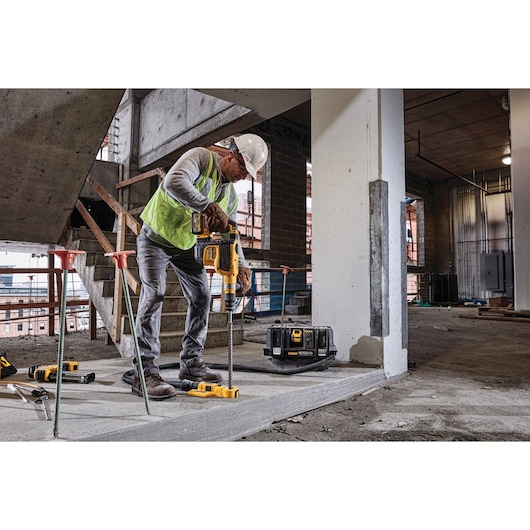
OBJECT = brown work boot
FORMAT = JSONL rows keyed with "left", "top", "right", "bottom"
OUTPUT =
{"left": 132, "top": 373, "right": 177, "bottom": 400}
{"left": 179, "top": 363, "right": 222, "bottom": 383}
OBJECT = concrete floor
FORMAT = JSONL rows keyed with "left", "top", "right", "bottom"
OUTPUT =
{"left": 0, "top": 341, "right": 387, "bottom": 442}
{"left": 2, "top": 306, "right": 528, "bottom": 443}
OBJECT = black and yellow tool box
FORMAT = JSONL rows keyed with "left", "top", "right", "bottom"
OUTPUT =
{"left": 263, "top": 325, "right": 337, "bottom": 361}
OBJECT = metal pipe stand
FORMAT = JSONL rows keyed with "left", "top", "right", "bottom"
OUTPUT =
{"left": 105, "top": 251, "right": 150, "bottom": 415}
{"left": 48, "top": 250, "right": 86, "bottom": 438}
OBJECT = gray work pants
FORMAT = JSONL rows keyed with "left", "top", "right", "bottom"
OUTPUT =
{"left": 134, "top": 227, "right": 210, "bottom": 376}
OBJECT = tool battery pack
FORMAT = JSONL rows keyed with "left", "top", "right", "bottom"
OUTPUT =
{"left": 263, "top": 325, "right": 337, "bottom": 364}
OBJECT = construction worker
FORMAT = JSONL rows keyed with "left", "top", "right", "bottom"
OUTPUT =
{"left": 132, "top": 133, "right": 268, "bottom": 399}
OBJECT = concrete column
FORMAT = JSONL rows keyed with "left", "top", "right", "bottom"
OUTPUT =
{"left": 110, "top": 90, "right": 145, "bottom": 209}
{"left": 509, "top": 90, "right": 530, "bottom": 310}
{"left": 311, "top": 89, "right": 407, "bottom": 377}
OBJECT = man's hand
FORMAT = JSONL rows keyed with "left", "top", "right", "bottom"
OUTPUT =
{"left": 237, "top": 267, "right": 252, "bottom": 294}
{"left": 202, "top": 203, "right": 230, "bottom": 233}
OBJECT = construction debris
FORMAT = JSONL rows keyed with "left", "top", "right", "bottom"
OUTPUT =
{"left": 460, "top": 307, "right": 530, "bottom": 323}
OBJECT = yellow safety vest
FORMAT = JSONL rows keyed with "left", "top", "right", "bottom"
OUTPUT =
{"left": 140, "top": 152, "right": 235, "bottom": 249}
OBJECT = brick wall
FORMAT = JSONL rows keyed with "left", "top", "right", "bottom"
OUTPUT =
{"left": 246, "top": 117, "right": 311, "bottom": 268}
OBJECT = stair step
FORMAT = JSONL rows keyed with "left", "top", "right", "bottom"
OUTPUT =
{"left": 123, "top": 311, "right": 228, "bottom": 334}
{"left": 68, "top": 238, "right": 137, "bottom": 255}
{"left": 92, "top": 264, "right": 140, "bottom": 281}
{"left": 85, "top": 252, "right": 139, "bottom": 268}
{"left": 124, "top": 295, "right": 189, "bottom": 313}
{"left": 158, "top": 327, "right": 244, "bottom": 353}
{"left": 102, "top": 280, "right": 183, "bottom": 297}
{"left": 67, "top": 227, "right": 137, "bottom": 246}
{"left": 93, "top": 265, "right": 118, "bottom": 281}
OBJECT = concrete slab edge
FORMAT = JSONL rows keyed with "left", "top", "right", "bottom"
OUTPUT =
{"left": 81, "top": 368, "right": 388, "bottom": 442}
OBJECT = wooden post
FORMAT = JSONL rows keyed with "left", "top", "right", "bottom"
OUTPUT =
{"left": 89, "top": 301, "right": 97, "bottom": 340}
{"left": 111, "top": 212, "right": 126, "bottom": 343}
{"left": 47, "top": 254, "right": 55, "bottom": 336}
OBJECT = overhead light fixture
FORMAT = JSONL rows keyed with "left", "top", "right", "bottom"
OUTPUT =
{"left": 502, "top": 155, "right": 512, "bottom": 166}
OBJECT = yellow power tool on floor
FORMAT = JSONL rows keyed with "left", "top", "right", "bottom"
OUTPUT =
{"left": 179, "top": 379, "right": 239, "bottom": 398}
{"left": 28, "top": 361, "right": 95, "bottom": 384}
{"left": 191, "top": 211, "right": 240, "bottom": 393}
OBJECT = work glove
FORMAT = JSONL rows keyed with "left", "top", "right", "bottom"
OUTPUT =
{"left": 202, "top": 203, "right": 230, "bottom": 233}
{"left": 237, "top": 267, "right": 252, "bottom": 295}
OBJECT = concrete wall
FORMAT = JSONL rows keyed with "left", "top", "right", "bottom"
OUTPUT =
{"left": 138, "top": 89, "right": 239, "bottom": 168}
{"left": 0, "top": 89, "right": 123, "bottom": 248}
{"left": 311, "top": 89, "right": 407, "bottom": 377}
{"left": 249, "top": 119, "right": 310, "bottom": 268}
{"left": 110, "top": 89, "right": 262, "bottom": 210}
{"left": 111, "top": 89, "right": 256, "bottom": 173}
{"left": 505, "top": 89, "right": 530, "bottom": 309}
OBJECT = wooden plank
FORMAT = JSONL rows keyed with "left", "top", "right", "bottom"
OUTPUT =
{"left": 111, "top": 213, "right": 125, "bottom": 343}
{"left": 128, "top": 206, "right": 145, "bottom": 215}
{"left": 75, "top": 199, "right": 139, "bottom": 295}
{"left": 48, "top": 254, "right": 55, "bottom": 336}
{"left": 76, "top": 200, "right": 114, "bottom": 254}
{"left": 460, "top": 314, "right": 530, "bottom": 323}
{"left": 117, "top": 163, "right": 124, "bottom": 216}
{"left": 479, "top": 308, "right": 530, "bottom": 318}
{"left": 115, "top": 167, "right": 165, "bottom": 189}
{"left": 89, "top": 301, "right": 97, "bottom": 340}
{"left": 86, "top": 176, "right": 141, "bottom": 236}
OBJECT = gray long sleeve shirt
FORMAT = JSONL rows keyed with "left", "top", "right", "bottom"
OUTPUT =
{"left": 162, "top": 147, "right": 238, "bottom": 219}
{"left": 145, "top": 146, "right": 247, "bottom": 267}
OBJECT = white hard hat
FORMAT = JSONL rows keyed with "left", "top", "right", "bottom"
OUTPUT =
{"left": 233, "top": 133, "right": 268, "bottom": 179}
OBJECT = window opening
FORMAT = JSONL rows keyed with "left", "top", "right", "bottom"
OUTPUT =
{"left": 213, "top": 136, "right": 268, "bottom": 250}
{"left": 406, "top": 197, "right": 419, "bottom": 266}
{"left": 405, "top": 195, "right": 423, "bottom": 303}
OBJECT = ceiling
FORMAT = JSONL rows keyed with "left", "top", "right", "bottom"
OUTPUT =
{"left": 142, "top": 88, "right": 512, "bottom": 185}
{"left": 0, "top": 88, "right": 511, "bottom": 253}
{"left": 403, "top": 89, "right": 510, "bottom": 183}
{"left": 280, "top": 88, "right": 511, "bottom": 184}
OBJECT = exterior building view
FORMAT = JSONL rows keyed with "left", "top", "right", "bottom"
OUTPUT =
{"left": 0, "top": 273, "right": 91, "bottom": 338}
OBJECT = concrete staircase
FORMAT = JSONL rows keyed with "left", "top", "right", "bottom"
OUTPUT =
{"left": 65, "top": 227, "right": 243, "bottom": 358}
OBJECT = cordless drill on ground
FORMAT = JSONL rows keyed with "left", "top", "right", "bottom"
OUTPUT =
{"left": 28, "top": 361, "right": 96, "bottom": 384}
{"left": 191, "top": 211, "right": 240, "bottom": 391}
{"left": 179, "top": 378, "right": 239, "bottom": 398}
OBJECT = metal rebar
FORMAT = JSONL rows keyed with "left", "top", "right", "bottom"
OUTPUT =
{"left": 227, "top": 310, "right": 233, "bottom": 389}
{"left": 281, "top": 274, "right": 287, "bottom": 324}
{"left": 121, "top": 268, "right": 150, "bottom": 415}
{"left": 53, "top": 268, "right": 68, "bottom": 438}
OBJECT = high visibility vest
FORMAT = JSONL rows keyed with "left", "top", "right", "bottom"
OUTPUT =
{"left": 140, "top": 152, "right": 235, "bottom": 249}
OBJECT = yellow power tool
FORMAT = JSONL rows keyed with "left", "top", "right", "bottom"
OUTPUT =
{"left": 191, "top": 212, "right": 240, "bottom": 311}
{"left": 191, "top": 211, "right": 240, "bottom": 393}
{"left": 179, "top": 379, "right": 239, "bottom": 398}
{"left": 28, "top": 362, "right": 95, "bottom": 384}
